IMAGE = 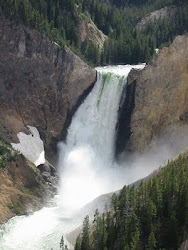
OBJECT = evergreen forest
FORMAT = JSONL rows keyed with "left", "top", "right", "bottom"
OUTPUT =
{"left": 75, "top": 152, "right": 188, "bottom": 250}
{"left": 0, "top": 0, "right": 188, "bottom": 65}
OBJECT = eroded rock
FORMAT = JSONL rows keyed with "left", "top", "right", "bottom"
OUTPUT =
{"left": 116, "top": 35, "right": 188, "bottom": 154}
{"left": 0, "top": 17, "right": 96, "bottom": 163}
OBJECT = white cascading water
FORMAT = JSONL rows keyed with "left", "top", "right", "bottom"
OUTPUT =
{"left": 57, "top": 64, "right": 145, "bottom": 213}
{"left": 0, "top": 65, "right": 146, "bottom": 250}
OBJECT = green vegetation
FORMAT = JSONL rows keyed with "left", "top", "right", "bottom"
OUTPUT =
{"left": 17, "top": 186, "right": 35, "bottom": 197}
{"left": 75, "top": 152, "right": 188, "bottom": 249}
{"left": 140, "top": 4, "right": 188, "bottom": 49}
{"left": 7, "top": 202, "right": 25, "bottom": 215}
{"left": 60, "top": 235, "right": 69, "bottom": 250}
{"left": 0, "top": 0, "right": 188, "bottom": 65}
{"left": 111, "top": 0, "right": 174, "bottom": 8}
{"left": 97, "top": 73, "right": 112, "bottom": 107}
{"left": 0, "top": 138, "right": 16, "bottom": 169}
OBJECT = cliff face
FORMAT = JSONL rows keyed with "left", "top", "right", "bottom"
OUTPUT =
{"left": 79, "top": 14, "right": 107, "bottom": 49}
{"left": 136, "top": 6, "right": 176, "bottom": 31}
{"left": 0, "top": 17, "right": 96, "bottom": 162}
{"left": 117, "top": 35, "right": 188, "bottom": 154}
{"left": 0, "top": 138, "right": 47, "bottom": 224}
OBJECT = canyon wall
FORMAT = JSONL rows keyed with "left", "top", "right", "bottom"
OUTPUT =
{"left": 0, "top": 138, "right": 47, "bottom": 223}
{"left": 0, "top": 17, "right": 96, "bottom": 163}
{"left": 0, "top": 17, "right": 96, "bottom": 223}
{"left": 117, "top": 35, "right": 188, "bottom": 155}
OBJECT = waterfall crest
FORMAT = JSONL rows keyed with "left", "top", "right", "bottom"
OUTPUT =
{"left": 0, "top": 64, "right": 146, "bottom": 250}
{"left": 58, "top": 64, "right": 145, "bottom": 212}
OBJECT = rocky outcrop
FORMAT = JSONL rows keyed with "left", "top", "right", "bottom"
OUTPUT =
{"left": 179, "top": 239, "right": 188, "bottom": 250}
{"left": 0, "top": 139, "right": 47, "bottom": 224}
{"left": 136, "top": 5, "right": 176, "bottom": 31}
{"left": 38, "top": 161, "right": 58, "bottom": 195}
{"left": 79, "top": 13, "right": 107, "bottom": 49}
{"left": 116, "top": 35, "right": 188, "bottom": 154}
{"left": 0, "top": 17, "right": 96, "bottom": 163}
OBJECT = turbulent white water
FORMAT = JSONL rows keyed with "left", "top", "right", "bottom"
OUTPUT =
{"left": 58, "top": 64, "right": 146, "bottom": 213}
{"left": 0, "top": 65, "right": 146, "bottom": 250}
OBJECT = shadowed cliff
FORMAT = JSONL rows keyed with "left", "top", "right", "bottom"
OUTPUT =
{"left": 0, "top": 17, "right": 96, "bottom": 163}
{"left": 116, "top": 35, "right": 188, "bottom": 156}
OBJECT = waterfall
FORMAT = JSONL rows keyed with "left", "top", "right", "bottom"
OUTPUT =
{"left": 57, "top": 64, "right": 145, "bottom": 212}
{"left": 0, "top": 64, "right": 145, "bottom": 250}
{"left": 66, "top": 72, "right": 125, "bottom": 163}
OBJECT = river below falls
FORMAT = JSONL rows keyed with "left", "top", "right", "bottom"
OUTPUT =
{"left": 0, "top": 200, "right": 82, "bottom": 249}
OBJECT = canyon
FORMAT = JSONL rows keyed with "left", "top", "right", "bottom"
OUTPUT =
{"left": 0, "top": 16, "right": 187, "bottom": 228}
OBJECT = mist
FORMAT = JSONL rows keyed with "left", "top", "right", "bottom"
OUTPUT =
{"left": 1, "top": 67, "right": 187, "bottom": 250}
{"left": 56, "top": 65, "right": 188, "bottom": 215}
{"left": 57, "top": 123, "right": 188, "bottom": 215}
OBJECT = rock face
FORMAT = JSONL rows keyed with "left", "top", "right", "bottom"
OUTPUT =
{"left": 0, "top": 17, "right": 96, "bottom": 163}
{"left": 179, "top": 239, "right": 188, "bottom": 250}
{"left": 136, "top": 5, "right": 176, "bottom": 31}
{"left": 0, "top": 143, "right": 47, "bottom": 224}
{"left": 116, "top": 35, "right": 188, "bottom": 154}
{"left": 79, "top": 14, "right": 107, "bottom": 49}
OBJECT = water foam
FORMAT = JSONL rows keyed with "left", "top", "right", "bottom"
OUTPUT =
{"left": 57, "top": 64, "right": 145, "bottom": 213}
{"left": 0, "top": 64, "right": 146, "bottom": 250}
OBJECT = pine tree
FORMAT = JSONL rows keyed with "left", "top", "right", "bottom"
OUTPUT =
{"left": 130, "top": 229, "right": 142, "bottom": 250}
{"left": 81, "top": 215, "right": 90, "bottom": 250}
{"left": 75, "top": 235, "right": 81, "bottom": 250}
{"left": 60, "top": 235, "right": 64, "bottom": 249}
{"left": 147, "top": 229, "right": 157, "bottom": 250}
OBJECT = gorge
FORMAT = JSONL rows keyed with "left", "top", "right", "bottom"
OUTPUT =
{"left": 0, "top": 6, "right": 187, "bottom": 249}
{"left": 1, "top": 61, "right": 187, "bottom": 249}
{"left": 0, "top": 65, "right": 147, "bottom": 249}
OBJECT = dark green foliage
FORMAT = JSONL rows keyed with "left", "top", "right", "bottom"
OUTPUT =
{"left": 60, "top": 235, "right": 69, "bottom": 250}
{"left": 0, "top": 138, "right": 16, "bottom": 169}
{"left": 60, "top": 235, "right": 65, "bottom": 249}
{"left": 81, "top": 216, "right": 90, "bottom": 250}
{"left": 82, "top": 0, "right": 188, "bottom": 65}
{"left": 75, "top": 235, "right": 82, "bottom": 250}
{"left": 76, "top": 152, "right": 188, "bottom": 249}
{"left": 7, "top": 202, "right": 25, "bottom": 215}
{"left": 141, "top": 4, "right": 188, "bottom": 49}
{"left": 0, "top": 0, "right": 188, "bottom": 65}
{"left": 111, "top": 0, "right": 174, "bottom": 8}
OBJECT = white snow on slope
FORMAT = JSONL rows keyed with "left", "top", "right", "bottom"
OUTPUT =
{"left": 11, "top": 126, "right": 45, "bottom": 166}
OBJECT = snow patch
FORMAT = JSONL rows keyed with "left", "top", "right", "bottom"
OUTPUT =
{"left": 11, "top": 126, "right": 45, "bottom": 166}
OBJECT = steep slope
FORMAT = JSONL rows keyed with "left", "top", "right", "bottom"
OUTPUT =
{"left": 79, "top": 13, "right": 107, "bottom": 49}
{"left": 75, "top": 151, "right": 188, "bottom": 250}
{"left": 136, "top": 5, "right": 176, "bottom": 31}
{"left": 0, "top": 17, "right": 96, "bottom": 162}
{"left": 1, "top": 0, "right": 188, "bottom": 66}
{"left": 116, "top": 34, "right": 188, "bottom": 154}
{"left": 0, "top": 138, "right": 47, "bottom": 224}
